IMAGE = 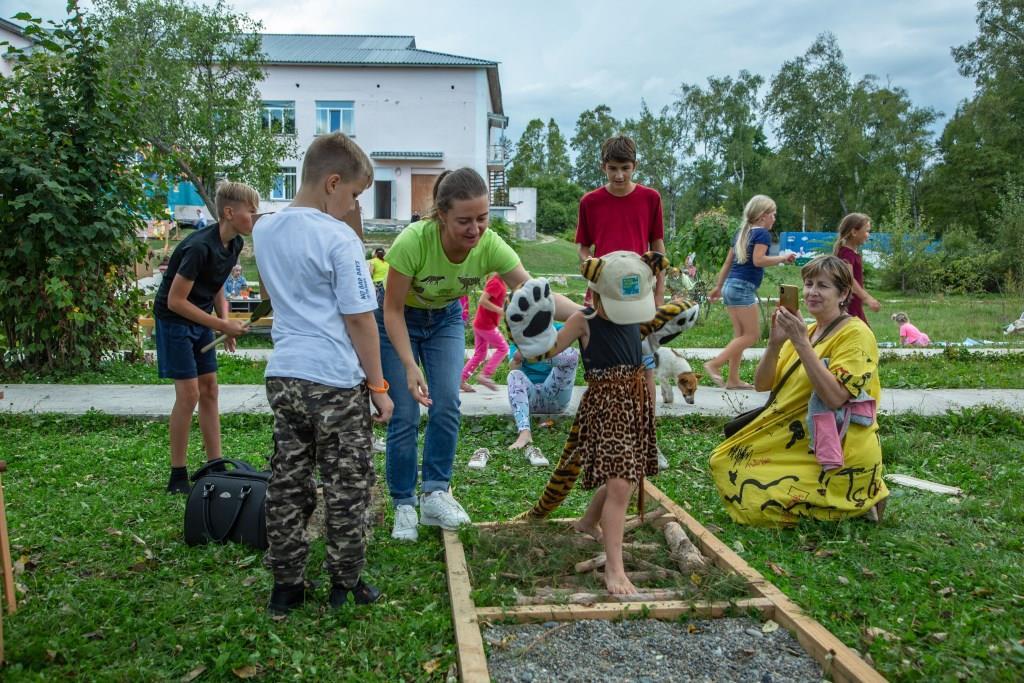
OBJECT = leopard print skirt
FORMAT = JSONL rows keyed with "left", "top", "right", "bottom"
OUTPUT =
{"left": 576, "top": 365, "right": 659, "bottom": 490}
{"left": 522, "top": 365, "right": 658, "bottom": 519}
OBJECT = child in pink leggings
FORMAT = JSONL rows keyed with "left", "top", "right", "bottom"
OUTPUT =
{"left": 892, "top": 312, "right": 930, "bottom": 347}
{"left": 461, "top": 274, "right": 508, "bottom": 391}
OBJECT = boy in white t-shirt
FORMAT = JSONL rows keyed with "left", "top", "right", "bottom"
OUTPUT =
{"left": 254, "top": 133, "right": 393, "bottom": 615}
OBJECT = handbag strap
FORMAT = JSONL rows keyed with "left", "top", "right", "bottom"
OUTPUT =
{"left": 762, "top": 314, "right": 849, "bottom": 410}
{"left": 201, "top": 482, "right": 253, "bottom": 543}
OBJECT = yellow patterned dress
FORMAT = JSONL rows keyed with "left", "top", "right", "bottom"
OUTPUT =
{"left": 710, "top": 318, "right": 888, "bottom": 527}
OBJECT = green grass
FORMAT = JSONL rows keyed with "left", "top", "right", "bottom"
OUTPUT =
{"left": 515, "top": 237, "right": 581, "bottom": 275}
{"left": 1, "top": 410, "right": 1022, "bottom": 680}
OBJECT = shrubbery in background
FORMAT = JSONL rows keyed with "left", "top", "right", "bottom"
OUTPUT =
{"left": 0, "top": 8, "right": 157, "bottom": 375}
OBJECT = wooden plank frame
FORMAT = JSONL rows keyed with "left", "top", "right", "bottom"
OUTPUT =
{"left": 443, "top": 482, "right": 888, "bottom": 683}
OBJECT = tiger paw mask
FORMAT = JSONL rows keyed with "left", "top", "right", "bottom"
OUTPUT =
{"left": 505, "top": 278, "right": 557, "bottom": 359}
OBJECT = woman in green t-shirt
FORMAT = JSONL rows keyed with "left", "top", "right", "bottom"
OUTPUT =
{"left": 379, "top": 168, "right": 578, "bottom": 541}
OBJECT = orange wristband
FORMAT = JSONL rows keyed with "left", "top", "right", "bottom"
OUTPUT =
{"left": 367, "top": 379, "right": 390, "bottom": 394}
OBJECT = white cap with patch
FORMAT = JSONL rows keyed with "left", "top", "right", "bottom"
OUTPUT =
{"left": 587, "top": 251, "right": 656, "bottom": 325}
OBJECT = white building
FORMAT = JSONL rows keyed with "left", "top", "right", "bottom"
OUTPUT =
{"left": 0, "top": 18, "right": 31, "bottom": 78}
{"left": 258, "top": 34, "right": 509, "bottom": 222}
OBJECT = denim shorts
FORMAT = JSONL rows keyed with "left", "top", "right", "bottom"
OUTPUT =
{"left": 155, "top": 318, "right": 217, "bottom": 380}
{"left": 722, "top": 278, "right": 759, "bottom": 307}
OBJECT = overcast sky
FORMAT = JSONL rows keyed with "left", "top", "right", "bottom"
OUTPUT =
{"left": 6, "top": 0, "right": 980, "bottom": 143}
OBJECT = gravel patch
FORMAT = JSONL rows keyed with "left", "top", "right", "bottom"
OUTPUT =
{"left": 484, "top": 617, "right": 824, "bottom": 682}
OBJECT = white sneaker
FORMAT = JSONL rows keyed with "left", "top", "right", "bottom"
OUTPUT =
{"left": 391, "top": 504, "right": 419, "bottom": 542}
{"left": 657, "top": 447, "right": 670, "bottom": 471}
{"left": 524, "top": 445, "right": 549, "bottom": 467}
{"left": 467, "top": 448, "right": 489, "bottom": 470}
{"left": 372, "top": 437, "right": 386, "bottom": 453}
{"left": 420, "top": 491, "right": 472, "bottom": 529}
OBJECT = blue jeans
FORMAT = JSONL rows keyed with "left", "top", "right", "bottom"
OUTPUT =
{"left": 376, "top": 301, "right": 465, "bottom": 506}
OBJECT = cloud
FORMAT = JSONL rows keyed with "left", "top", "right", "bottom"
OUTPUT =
{"left": 10, "top": 0, "right": 980, "bottom": 142}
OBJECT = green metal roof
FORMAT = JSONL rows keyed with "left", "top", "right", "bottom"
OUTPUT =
{"left": 260, "top": 34, "right": 496, "bottom": 67}
{"left": 370, "top": 151, "right": 444, "bottom": 160}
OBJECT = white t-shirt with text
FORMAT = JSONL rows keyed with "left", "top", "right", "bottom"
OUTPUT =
{"left": 253, "top": 207, "right": 376, "bottom": 389}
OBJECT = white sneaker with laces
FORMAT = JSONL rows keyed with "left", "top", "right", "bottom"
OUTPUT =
{"left": 467, "top": 448, "right": 489, "bottom": 470}
{"left": 420, "top": 491, "right": 472, "bottom": 529}
{"left": 391, "top": 504, "right": 419, "bottom": 542}
{"left": 372, "top": 437, "right": 386, "bottom": 453}
{"left": 525, "top": 445, "right": 549, "bottom": 467}
{"left": 657, "top": 447, "right": 670, "bottom": 471}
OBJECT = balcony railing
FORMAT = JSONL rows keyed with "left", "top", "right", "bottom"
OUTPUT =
{"left": 487, "top": 145, "right": 508, "bottom": 166}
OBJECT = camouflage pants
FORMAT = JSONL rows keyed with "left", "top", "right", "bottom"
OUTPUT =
{"left": 264, "top": 377, "right": 375, "bottom": 588}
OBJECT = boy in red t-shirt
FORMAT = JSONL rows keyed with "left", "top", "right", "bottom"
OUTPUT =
{"left": 575, "top": 136, "right": 668, "bottom": 466}
{"left": 460, "top": 273, "right": 509, "bottom": 391}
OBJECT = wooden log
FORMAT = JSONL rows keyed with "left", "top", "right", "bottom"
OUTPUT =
{"left": 574, "top": 552, "right": 606, "bottom": 574}
{"left": 621, "top": 542, "right": 663, "bottom": 552}
{"left": 516, "top": 587, "right": 706, "bottom": 605}
{"left": 622, "top": 506, "right": 667, "bottom": 533}
{"left": 477, "top": 597, "right": 774, "bottom": 623}
{"left": 663, "top": 521, "right": 707, "bottom": 572}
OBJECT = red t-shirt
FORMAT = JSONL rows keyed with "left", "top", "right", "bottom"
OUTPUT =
{"left": 836, "top": 246, "right": 865, "bottom": 323}
{"left": 473, "top": 275, "right": 507, "bottom": 329}
{"left": 575, "top": 185, "right": 665, "bottom": 257}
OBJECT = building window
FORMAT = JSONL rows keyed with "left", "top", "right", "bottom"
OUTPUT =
{"left": 315, "top": 100, "right": 355, "bottom": 136}
{"left": 262, "top": 101, "right": 296, "bottom": 135}
{"left": 270, "top": 167, "right": 297, "bottom": 201}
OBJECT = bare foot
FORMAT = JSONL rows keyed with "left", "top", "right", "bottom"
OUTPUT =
{"left": 509, "top": 431, "right": 532, "bottom": 449}
{"left": 477, "top": 376, "right": 498, "bottom": 391}
{"left": 460, "top": 381, "right": 475, "bottom": 392}
{"left": 573, "top": 520, "right": 603, "bottom": 542}
{"left": 604, "top": 571, "right": 638, "bottom": 595}
{"left": 726, "top": 382, "right": 755, "bottom": 390}
{"left": 703, "top": 362, "right": 725, "bottom": 388}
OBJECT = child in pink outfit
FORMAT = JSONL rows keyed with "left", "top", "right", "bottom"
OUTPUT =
{"left": 892, "top": 312, "right": 930, "bottom": 347}
{"left": 461, "top": 274, "right": 508, "bottom": 391}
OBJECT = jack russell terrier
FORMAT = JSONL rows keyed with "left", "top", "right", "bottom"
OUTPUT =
{"left": 654, "top": 347, "right": 700, "bottom": 405}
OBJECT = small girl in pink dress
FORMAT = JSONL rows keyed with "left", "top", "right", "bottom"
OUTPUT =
{"left": 892, "top": 312, "right": 930, "bottom": 347}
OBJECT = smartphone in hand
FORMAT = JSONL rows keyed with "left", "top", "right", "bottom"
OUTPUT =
{"left": 779, "top": 285, "right": 800, "bottom": 315}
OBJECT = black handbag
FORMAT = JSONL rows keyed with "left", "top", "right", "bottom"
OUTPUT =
{"left": 723, "top": 315, "right": 849, "bottom": 438}
{"left": 184, "top": 458, "right": 270, "bottom": 550}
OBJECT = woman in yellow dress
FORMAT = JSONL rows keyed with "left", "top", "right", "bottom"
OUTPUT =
{"left": 710, "top": 255, "right": 888, "bottom": 527}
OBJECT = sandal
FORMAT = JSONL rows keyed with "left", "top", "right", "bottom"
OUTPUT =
{"left": 467, "top": 447, "right": 490, "bottom": 470}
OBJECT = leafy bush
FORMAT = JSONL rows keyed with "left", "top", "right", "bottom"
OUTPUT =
{"left": 534, "top": 176, "right": 584, "bottom": 235}
{"left": 0, "top": 10, "right": 156, "bottom": 375}
{"left": 667, "top": 206, "right": 733, "bottom": 273}
{"left": 989, "top": 174, "right": 1024, "bottom": 286}
{"left": 879, "top": 187, "right": 939, "bottom": 293}
{"left": 488, "top": 216, "right": 518, "bottom": 247}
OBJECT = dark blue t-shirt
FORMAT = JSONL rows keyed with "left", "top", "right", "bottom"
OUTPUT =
{"left": 727, "top": 227, "right": 773, "bottom": 286}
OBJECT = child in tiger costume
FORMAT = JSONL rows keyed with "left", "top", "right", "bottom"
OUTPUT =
{"left": 510, "top": 251, "right": 696, "bottom": 595}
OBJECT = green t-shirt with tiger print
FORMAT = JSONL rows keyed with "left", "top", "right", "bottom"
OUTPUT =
{"left": 385, "top": 220, "right": 520, "bottom": 309}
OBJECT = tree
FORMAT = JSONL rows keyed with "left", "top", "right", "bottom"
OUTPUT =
{"left": 507, "top": 118, "right": 546, "bottom": 187}
{"left": 0, "top": 5, "right": 157, "bottom": 373}
{"left": 766, "top": 33, "right": 854, "bottom": 226}
{"left": 623, "top": 100, "right": 691, "bottom": 235}
{"left": 925, "top": 0, "right": 1024, "bottom": 237}
{"left": 570, "top": 104, "right": 620, "bottom": 189}
{"left": 545, "top": 119, "right": 571, "bottom": 179}
{"left": 92, "top": 0, "right": 295, "bottom": 213}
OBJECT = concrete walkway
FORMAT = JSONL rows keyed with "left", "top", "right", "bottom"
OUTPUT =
{"left": 169, "top": 346, "right": 1024, "bottom": 363}
{"left": 3, "top": 382, "right": 1022, "bottom": 418}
